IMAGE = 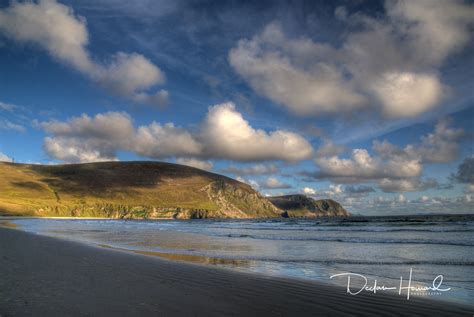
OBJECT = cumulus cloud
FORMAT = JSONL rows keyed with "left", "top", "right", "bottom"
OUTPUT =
{"left": 311, "top": 119, "right": 462, "bottom": 192}
{"left": 466, "top": 184, "right": 474, "bottom": 193}
{"left": 221, "top": 164, "right": 278, "bottom": 175}
{"left": 314, "top": 148, "right": 423, "bottom": 182}
{"left": 420, "top": 195, "right": 430, "bottom": 203}
{"left": 324, "top": 184, "right": 344, "bottom": 196}
{"left": 358, "top": 194, "right": 474, "bottom": 215}
{"left": 0, "top": 152, "right": 13, "bottom": 162}
{"left": 315, "top": 140, "right": 346, "bottom": 158}
{"left": 452, "top": 157, "right": 474, "bottom": 184}
{"left": 176, "top": 158, "right": 213, "bottom": 171}
{"left": 134, "top": 123, "right": 202, "bottom": 158}
{"left": 371, "top": 120, "right": 464, "bottom": 165}
{"left": 378, "top": 178, "right": 438, "bottom": 193}
{"left": 260, "top": 177, "right": 291, "bottom": 189}
{"left": 41, "top": 112, "right": 134, "bottom": 162}
{"left": 0, "top": 0, "right": 167, "bottom": 106}
{"left": 200, "top": 103, "right": 313, "bottom": 162}
{"left": 236, "top": 176, "right": 260, "bottom": 190}
{"left": 302, "top": 187, "right": 316, "bottom": 195}
{"left": 40, "top": 102, "right": 313, "bottom": 163}
{"left": 410, "top": 118, "right": 465, "bottom": 163}
{"left": 370, "top": 72, "right": 444, "bottom": 118}
{"left": 229, "top": 1, "right": 474, "bottom": 118}
{"left": 229, "top": 23, "right": 366, "bottom": 116}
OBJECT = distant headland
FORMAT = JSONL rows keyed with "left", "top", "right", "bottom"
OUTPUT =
{"left": 0, "top": 161, "right": 348, "bottom": 219}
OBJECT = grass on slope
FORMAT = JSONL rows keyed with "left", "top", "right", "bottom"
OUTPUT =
{"left": 0, "top": 161, "right": 253, "bottom": 217}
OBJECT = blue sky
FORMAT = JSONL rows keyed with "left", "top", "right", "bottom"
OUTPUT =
{"left": 0, "top": 0, "right": 473, "bottom": 215}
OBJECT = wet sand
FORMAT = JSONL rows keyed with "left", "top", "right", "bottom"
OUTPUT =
{"left": 0, "top": 227, "right": 472, "bottom": 316}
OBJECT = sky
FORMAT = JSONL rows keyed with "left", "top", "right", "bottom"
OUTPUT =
{"left": 0, "top": 0, "right": 473, "bottom": 215}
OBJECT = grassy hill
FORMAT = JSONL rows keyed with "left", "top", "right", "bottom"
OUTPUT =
{"left": 268, "top": 195, "right": 349, "bottom": 218}
{"left": 0, "top": 161, "right": 281, "bottom": 219}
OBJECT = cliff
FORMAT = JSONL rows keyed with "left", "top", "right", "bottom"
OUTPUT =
{"left": 268, "top": 195, "right": 349, "bottom": 218}
{"left": 0, "top": 161, "right": 280, "bottom": 219}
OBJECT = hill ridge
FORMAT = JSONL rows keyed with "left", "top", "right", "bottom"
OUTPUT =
{"left": 0, "top": 161, "right": 280, "bottom": 218}
{"left": 0, "top": 161, "right": 348, "bottom": 219}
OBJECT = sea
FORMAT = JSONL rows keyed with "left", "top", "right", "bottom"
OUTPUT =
{"left": 8, "top": 214, "right": 474, "bottom": 306}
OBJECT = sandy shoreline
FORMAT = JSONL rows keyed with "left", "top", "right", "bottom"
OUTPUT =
{"left": 0, "top": 227, "right": 472, "bottom": 316}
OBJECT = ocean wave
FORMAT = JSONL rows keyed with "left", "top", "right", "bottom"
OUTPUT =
{"left": 246, "top": 258, "right": 474, "bottom": 266}
{"left": 219, "top": 234, "right": 474, "bottom": 246}
{"left": 205, "top": 225, "right": 474, "bottom": 233}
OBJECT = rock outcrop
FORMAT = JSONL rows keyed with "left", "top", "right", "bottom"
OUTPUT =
{"left": 0, "top": 161, "right": 281, "bottom": 219}
{"left": 268, "top": 195, "right": 349, "bottom": 218}
{"left": 1, "top": 162, "right": 348, "bottom": 219}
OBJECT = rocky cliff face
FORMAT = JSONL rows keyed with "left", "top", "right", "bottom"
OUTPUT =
{"left": 268, "top": 195, "right": 349, "bottom": 218}
{"left": 0, "top": 161, "right": 282, "bottom": 219}
{"left": 1, "top": 162, "right": 349, "bottom": 219}
{"left": 175, "top": 180, "right": 281, "bottom": 219}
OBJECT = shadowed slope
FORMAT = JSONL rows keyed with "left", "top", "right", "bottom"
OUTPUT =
{"left": 0, "top": 161, "right": 280, "bottom": 219}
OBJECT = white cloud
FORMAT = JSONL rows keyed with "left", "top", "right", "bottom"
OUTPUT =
{"left": 40, "top": 102, "right": 313, "bottom": 163}
{"left": 236, "top": 177, "right": 260, "bottom": 190}
{"left": 302, "top": 187, "right": 316, "bottom": 195}
{"left": 466, "top": 184, "right": 474, "bottom": 193}
{"left": 315, "top": 140, "right": 345, "bottom": 158}
{"left": 261, "top": 177, "right": 291, "bottom": 189}
{"left": 200, "top": 103, "right": 313, "bottom": 162}
{"left": 0, "top": 101, "right": 15, "bottom": 112}
{"left": 453, "top": 157, "right": 474, "bottom": 184}
{"left": 411, "top": 118, "right": 465, "bottom": 163}
{"left": 41, "top": 112, "right": 134, "bottom": 163}
{"left": 420, "top": 195, "right": 430, "bottom": 202}
{"left": 221, "top": 164, "right": 278, "bottom": 175}
{"left": 373, "top": 120, "right": 464, "bottom": 165}
{"left": 134, "top": 122, "right": 202, "bottom": 158}
{"left": 0, "top": 152, "right": 12, "bottom": 162}
{"left": 176, "top": 158, "right": 213, "bottom": 171}
{"left": 0, "top": 119, "right": 25, "bottom": 132}
{"left": 229, "top": 1, "right": 474, "bottom": 118}
{"left": 325, "top": 184, "right": 343, "bottom": 196}
{"left": 386, "top": 0, "right": 474, "bottom": 65}
{"left": 229, "top": 23, "right": 366, "bottom": 116}
{"left": 355, "top": 194, "right": 473, "bottom": 215}
{"left": 312, "top": 118, "right": 461, "bottom": 192}
{"left": 315, "top": 149, "right": 422, "bottom": 181}
{"left": 370, "top": 72, "right": 444, "bottom": 118}
{"left": 44, "top": 137, "right": 117, "bottom": 163}
{"left": 397, "top": 194, "right": 407, "bottom": 203}
{"left": 133, "top": 90, "right": 169, "bottom": 107}
{"left": 0, "top": 0, "right": 167, "bottom": 106}
{"left": 378, "top": 178, "right": 438, "bottom": 193}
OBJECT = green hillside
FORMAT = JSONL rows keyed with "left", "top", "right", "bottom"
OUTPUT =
{"left": 0, "top": 161, "right": 281, "bottom": 219}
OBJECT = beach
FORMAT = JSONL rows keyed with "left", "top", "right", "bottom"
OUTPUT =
{"left": 1, "top": 227, "right": 472, "bottom": 316}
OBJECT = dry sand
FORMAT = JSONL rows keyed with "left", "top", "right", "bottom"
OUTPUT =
{"left": 0, "top": 227, "right": 472, "bottom": 316}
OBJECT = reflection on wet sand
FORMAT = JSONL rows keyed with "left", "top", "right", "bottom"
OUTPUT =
{"left": 0, "top": 221, "right": 18, "bottom": 228}
{"left": 97, "top": 243, "right": 250, "bottom": 267}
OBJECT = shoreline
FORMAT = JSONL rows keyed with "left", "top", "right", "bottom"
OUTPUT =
{"left": 1, "top": 227, "right": 472, "bottom": 316}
